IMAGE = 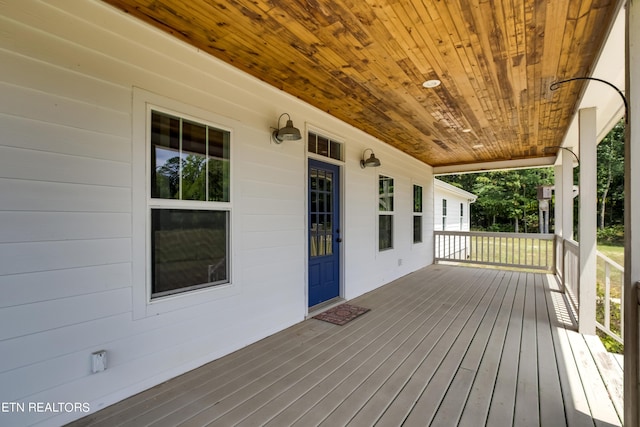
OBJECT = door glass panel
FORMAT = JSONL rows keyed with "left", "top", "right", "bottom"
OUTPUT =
{"left": 310, "top": 213, "right": 318, "bottom": 256}
{"left": 310, "top": 167, "right": 334, "bottom": 258}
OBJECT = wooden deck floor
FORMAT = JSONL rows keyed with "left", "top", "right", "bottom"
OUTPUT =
{"left": 70, "top": 265, "right": 623, "bottom": 427}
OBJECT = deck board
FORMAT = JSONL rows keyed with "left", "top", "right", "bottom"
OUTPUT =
{"left": 535, "top": 273, "right": 567, "bottom": 426}
{"left": 68, "top": 265, "right": 623, "bottom": 427}
{"left": 457, "top": 271, "right": 517, "bottom": 427}
{"left": 485, "top": 271, "right": 527, "bottom": 426}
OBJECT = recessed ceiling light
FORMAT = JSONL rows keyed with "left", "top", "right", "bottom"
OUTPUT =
{"left": 473, "top": 144, "right": 484, "bottom": 149}
{"left": 422, "top": 79, "right": 441, "bottom": 88}
{"left": 462, "top": 128, "right": 472, "bottom": 133}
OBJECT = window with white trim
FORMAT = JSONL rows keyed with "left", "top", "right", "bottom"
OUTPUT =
{"left": 460, "top": 202, "right": 464, "bottom": 229}
{"left": 308, "top": 131, "right": 343, "bottom": 161}
{"left": 379, "top": 175, "right": 394, "bottom": 250}
{"left": 413, "top": 184, "right": 423, "bottom": 243}
{"left": 149, "top": 109, "right": 231, "bottom": 298}
{"left": 442, "top": 198, "right": 448, "bottom": 230}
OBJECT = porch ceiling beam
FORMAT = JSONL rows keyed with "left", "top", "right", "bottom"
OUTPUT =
{"left": 432, "top": 156, "right": 556, "bottom": 176}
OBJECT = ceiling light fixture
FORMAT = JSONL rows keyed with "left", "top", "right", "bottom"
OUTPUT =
{"left": 271, "top": 113, "right": 302, "bottom": 144}
{"left": 422, "top": 79, "right": 441, "bottom": 88}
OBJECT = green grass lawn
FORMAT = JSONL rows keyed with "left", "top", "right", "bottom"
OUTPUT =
{"left": 598, "top": 244, "right": 624, "bottom": 266}
{"left": 596, "top": 244, "right": 624, "bottom": 354}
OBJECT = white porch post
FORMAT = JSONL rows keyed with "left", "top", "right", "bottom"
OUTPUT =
{"left": 554, "top": 163, "right": 563, "bottom": 278}
{"left": 578, "top": 107, "right": 597, "bottom": 335}
{"left": 561, "top": 148, "right": 574, "bottom": 242}
{"left": 625, "top": 2, "right": 640, "bottom": 425}
{"left": 554, "top": 149, "right": 574, "bottom": 281}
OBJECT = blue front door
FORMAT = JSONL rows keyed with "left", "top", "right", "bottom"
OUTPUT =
{"left": 308, "top": 159, "right": 341, "bottom": 307}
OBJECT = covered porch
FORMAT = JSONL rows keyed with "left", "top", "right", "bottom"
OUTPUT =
{"left": 71, "top": 265, "right": 622, "bottom": 426}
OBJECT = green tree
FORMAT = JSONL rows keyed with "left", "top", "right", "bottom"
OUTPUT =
{"left": 440, "top": 168, "right": 553, "bottom": 232}
{"left": 597, "top": 120, "right": 625, "bottom": 229}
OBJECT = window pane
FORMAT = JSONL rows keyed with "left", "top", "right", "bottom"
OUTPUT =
{"left": 413, "top": 216, "right": 422, "bottom": 243}
{"left": 151, "top": 111, "right": 181, "bottom": 199}
{"left": 182, "top": 120, "right": 207, "bottom": 201}
{"left": 379, "top": 214, "right": 393, "bottom": 250}
{"left": 317, "top": 136, "right": 329, "bottom": 157}
{"left": 207, "top": 127, "right": 230, "bottom": 202}
{"left": 329, "top": 140, "right": 342, "bottom": 160}
{"left": 308, "top": 131, "right": 317, "bottom": 154}
{"left": 379, "top": 175, "right": 394, "bottom": 212}
{"left": 151, "top": 110, "right": 230, "bottom": 202}
{"left": 308, "top": 131, "right": 343, "bottom": 161}
{"left": 151, "top": 209, "right": 229, "bottom": 298}
{"left": 413, "top": 185, "right": 423, "bottom": 213}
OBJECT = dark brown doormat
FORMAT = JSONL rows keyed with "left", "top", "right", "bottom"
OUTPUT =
{"left": 313, "top": 303, "right": 370, "bottom": 326}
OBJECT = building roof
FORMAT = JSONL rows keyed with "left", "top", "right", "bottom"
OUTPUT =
{"left": 434, "top": 178, "right": 477, "bottom": 202}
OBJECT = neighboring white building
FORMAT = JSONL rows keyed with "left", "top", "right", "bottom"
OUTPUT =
{"left": 0, "top": 3, "right": 434, "bottom": 425}
{"left": 433, "top": 179, "right": 477, "bottom": 231}
{"left": 433, "top": 179, "right": 477, "bottom": 260}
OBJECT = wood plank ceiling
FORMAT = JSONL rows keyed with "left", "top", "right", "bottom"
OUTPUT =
{"left": 102, "top": 0, "right": 620, "bottom": 168}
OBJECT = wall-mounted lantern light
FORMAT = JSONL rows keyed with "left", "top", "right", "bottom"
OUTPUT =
{"left": 271, "top": 113, "right": 302, "bottom": 144}
{"left": 360, "top": 148, "right": 381, "bottom": 168}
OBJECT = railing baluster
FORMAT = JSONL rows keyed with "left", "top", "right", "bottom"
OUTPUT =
{"left": 433, "top": 231, "right": 555, "bottom": 271}
{"left": 605, "top": 261, "right": 611, "bottom": 331}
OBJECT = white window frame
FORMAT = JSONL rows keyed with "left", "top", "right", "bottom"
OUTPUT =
{"left": 132, "top": 88, "right": 237, "bottom": 319}
{"left": 442, "top": 198, "right": 448, "bottom": 230}
{"left": 378, "top": 174, "right": 394, "bottom": 251}
{"left": 413, "top": 184, "right": 423, "bottom": 244}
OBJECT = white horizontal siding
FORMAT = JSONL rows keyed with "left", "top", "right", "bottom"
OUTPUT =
{"left": 0, "top": 238, "right": 131, "bottom": 276}
{"left": 0, "top": 82, "right": 130, "bottom": 137}
{"left": 0, "top": 212, "right": 130, "bottom": 244}
{"left": 0, "top": 287, "right": 132, "bottom": 341}
{"left": 0, "top": 1, "right": 434, "bottom": 426}
{"left": 0, "top": 114, "right": 130, "bottom": 162}
{"left": 0, "top": 179, "right": 131, "bottom": 212}
{"left": 0, "top": 263, "right": 131, "bottom": 308}
{"left": 0, "top": 146, "right": 130, "bottom": 187}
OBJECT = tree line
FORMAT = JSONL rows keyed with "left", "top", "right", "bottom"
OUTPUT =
{"left": 439, "top": 120, "right": 625, "bottom": 236}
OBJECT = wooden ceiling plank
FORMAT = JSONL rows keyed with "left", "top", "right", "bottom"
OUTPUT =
{"left": 101, "top": 0, "right": 620, "bottom": 167}
{"left": 434, "top": 1, "right": 495, "bottom": 138}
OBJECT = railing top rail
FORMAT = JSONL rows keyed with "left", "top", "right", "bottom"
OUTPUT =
{"left": 596, "top": 250, "right": 624, "bottom": 272}
{"left": 562, "top": 238, "right": 579, "bottom": 250}
{"left": 434, "top": 230, "right": 556, "bottom": 239}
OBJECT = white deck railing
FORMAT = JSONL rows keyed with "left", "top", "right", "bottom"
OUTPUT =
{"left": 560, "top": 237, "right": 624, "bottom": 345}
{"left": 436, "top": 231, "right": 626, "bottom": 346}
{"left": 562, "top": 239, "right": 580, "bottom": 315}
{"left": 434, "top": 231, "right": 556, "bottom": 272}
{"left": 596, "top": 250, "right": 624, "bottom": 344}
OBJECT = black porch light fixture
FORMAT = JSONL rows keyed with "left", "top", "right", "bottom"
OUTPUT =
{"left": 271, "top": 113, "right": 302, "bottom": 144}
{"left": 550, "top": 77, "right": 627, "bottom": 123}
{"left": 543, "top": 146, "right": 580, "bottom": 165}
{"left": 360, "top": 148, "right": 381, "bottom": 168}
